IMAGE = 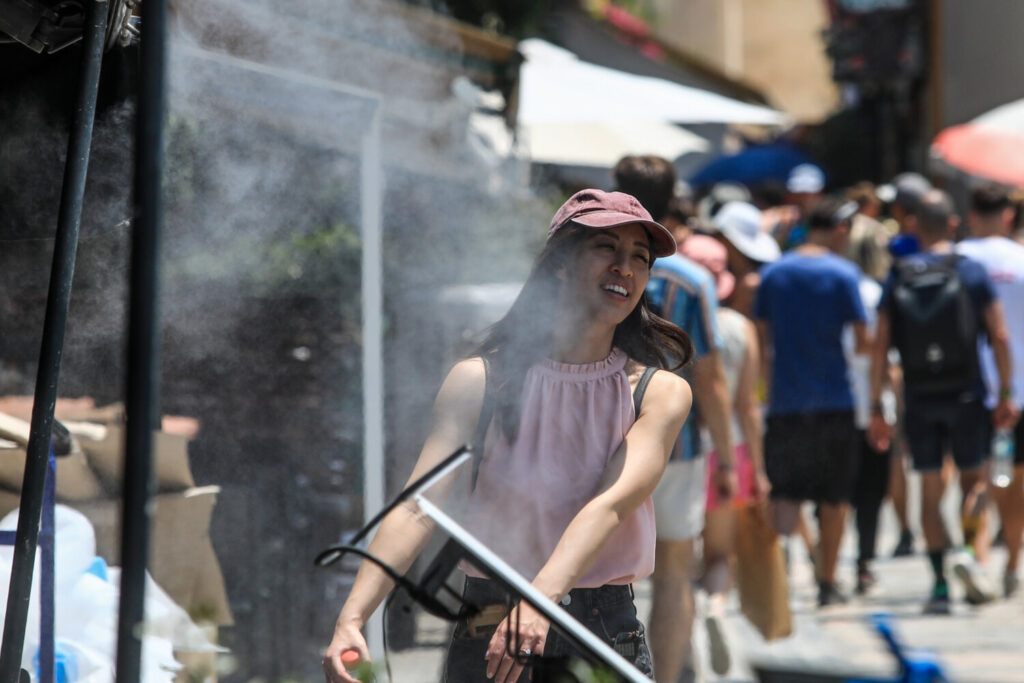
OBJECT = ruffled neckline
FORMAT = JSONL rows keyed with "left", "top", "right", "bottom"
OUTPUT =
{"left": 534, "top": 347, "right": 627, "bottom": 379}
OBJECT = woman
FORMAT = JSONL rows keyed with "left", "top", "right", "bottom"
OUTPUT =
{"left": 323, "top": 189, "right": 694, "bottom": 683}
{"left": 680, "top": 234, "right": 769, "bottom": 676}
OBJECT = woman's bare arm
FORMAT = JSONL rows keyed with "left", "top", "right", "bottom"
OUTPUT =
{"left": 734, "top": 316, "right": 765, "bottom": 477}
{"left": 324, "top": 358, "right": 485, "bottom": 681}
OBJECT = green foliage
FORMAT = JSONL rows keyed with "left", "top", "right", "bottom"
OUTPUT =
{"left": 259, "top": 220, "right": 363, "bottom": 298}
{"left": 163, "top": 112, "right": 364, "bottom": 311}
{"left": 560, "top": 658, "right": 621, "bottom": 683}
{"left": 350, "top": 660, "right": 379, "bottom": 681}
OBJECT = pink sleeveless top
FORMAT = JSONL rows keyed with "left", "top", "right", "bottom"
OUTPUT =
{"left": 463, "top": 348, "right": 656, "bottom": 587}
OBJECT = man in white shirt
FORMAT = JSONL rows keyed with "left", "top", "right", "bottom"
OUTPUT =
{"left": 958, "top": 183, "right": 1024, "bottom": 597}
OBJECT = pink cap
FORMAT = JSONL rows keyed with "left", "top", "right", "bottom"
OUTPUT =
{"left": 680, "top": 234, "right": 735, "bottom": 302}
{"left": 548, "top": 189, "right": 677, "bottom": 258}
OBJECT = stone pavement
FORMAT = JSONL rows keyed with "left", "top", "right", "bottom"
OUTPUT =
{"left": 383, "top": 480, "right": 1024, "bottom": 682}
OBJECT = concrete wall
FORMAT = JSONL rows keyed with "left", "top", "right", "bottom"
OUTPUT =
{"left": 740, "top": 0, "right": 838, "bottom": 123}
{"left": 649, "top": 0, "right": 839, "bottom": 122}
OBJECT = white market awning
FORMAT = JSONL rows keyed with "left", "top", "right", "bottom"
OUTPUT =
{"left": 517, "top": 39, "right": 788, "bottom": 127}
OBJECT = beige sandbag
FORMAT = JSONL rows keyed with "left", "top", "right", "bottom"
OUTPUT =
{"left": 0, "top": 413, "right": 105, "bottom": 500}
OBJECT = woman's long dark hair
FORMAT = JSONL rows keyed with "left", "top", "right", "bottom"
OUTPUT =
{"left": 474, "top": 223, "right": 694, "bottom": 441}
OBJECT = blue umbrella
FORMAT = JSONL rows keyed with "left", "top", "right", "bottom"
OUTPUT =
{"left": 689, "top": 143, "right": 815, "bottom": 189}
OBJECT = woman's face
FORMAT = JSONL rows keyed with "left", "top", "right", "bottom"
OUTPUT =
{"left": 560, "top": 223, "right": 652, "bottom": 325}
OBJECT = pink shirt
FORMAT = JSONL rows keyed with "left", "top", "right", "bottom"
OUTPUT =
{"left": 463, "top": 348, "right": 656, "bottom": 587}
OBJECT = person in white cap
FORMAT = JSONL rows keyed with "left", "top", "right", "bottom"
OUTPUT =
{"left": 773, "top": 163, "right": 826, "bottom": 249}
{"left": 957, "top": 183, "right": 1024, "bottom": 599}
{"left": 712, "top": 201, "right": 781, "bottom": 318}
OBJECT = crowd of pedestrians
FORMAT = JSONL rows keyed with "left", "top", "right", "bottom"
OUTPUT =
{"left": 614, "top": 156, "right": 1024, "bottom": 681}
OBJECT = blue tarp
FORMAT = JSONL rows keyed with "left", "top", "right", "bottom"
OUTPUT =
{"left": 689, "top": 143, "right": 815, "bottom": 189}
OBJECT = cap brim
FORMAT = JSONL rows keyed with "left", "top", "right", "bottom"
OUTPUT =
{"left": 720, "top": 224, "right": 781, "bottom": 263}
{"left": 834, "top": 200, "right": 859, "bottom": 225}
{"left": 876, "top": 184, "right": 896, "bottom": 203}
{"left": 571, "top": 213, "right": 677, "bottom": 258}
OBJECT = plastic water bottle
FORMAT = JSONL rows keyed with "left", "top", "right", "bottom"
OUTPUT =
{"left": 991, "top": 429, "right": 1015, "bottom": 488}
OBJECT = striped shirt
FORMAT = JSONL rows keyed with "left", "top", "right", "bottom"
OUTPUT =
{"left": 646, "top": 253, "right": 722, "bottom": 460}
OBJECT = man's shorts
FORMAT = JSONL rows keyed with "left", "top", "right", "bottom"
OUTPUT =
{"left": 652, "top": 456, "right": 707, "bottom": 541}
{"left": 904, "top": 394, "right": 990, "bottom": 472}
{"left": 764, "top": 410, "right": 858, "bottom": 504}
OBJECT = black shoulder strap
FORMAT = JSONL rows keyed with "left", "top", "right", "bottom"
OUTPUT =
{"left": 633, "top": 366, "right": 658, "bottom": 418}
{"left": 470, "top": 357, "right": 494, "bottom": 490}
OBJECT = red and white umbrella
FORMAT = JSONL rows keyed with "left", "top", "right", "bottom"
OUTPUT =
{"left": 932, "top": 98, "right": 1024, "bottom": 187}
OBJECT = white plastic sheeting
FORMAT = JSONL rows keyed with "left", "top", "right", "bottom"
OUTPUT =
{"left": 0, "top": 505, "right": 222, "bottom": 682}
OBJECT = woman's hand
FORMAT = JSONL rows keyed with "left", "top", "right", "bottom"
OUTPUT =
{"left": 485, "top": 601, "right": 550, "bottom": 683}
{"left": 752, "top": 468, "right": 772, "bottom": 505}
{"left": 867, "top": 413, "right": 891, "bottom": 453}
{"left": 713, "top": 466, "right": 738, "bottom": 502}
{"left": 323, "top": 619, "right": 370, "bottom": 683}
{"left": 993, "top": 396, "right": 1020, "bottom": 431}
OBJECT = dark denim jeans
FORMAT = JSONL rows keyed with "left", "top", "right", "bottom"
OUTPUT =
{"left": 443, "top": 577, "right": 653, "bottom": 682}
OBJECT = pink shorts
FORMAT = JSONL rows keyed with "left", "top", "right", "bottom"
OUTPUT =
{"left": 705, "top": 444, "right": 755, "bottom": 511}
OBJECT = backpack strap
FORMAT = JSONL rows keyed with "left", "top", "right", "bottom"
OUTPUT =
{"left": 633, "top": 366, "right": 658, "bottom": 418}
{"left": 470, "top": 357, "right": 494, "bottom": 490}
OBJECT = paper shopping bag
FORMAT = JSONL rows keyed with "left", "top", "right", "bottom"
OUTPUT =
{"left": 734, "top": 504, "right": 792, "bottom": 640}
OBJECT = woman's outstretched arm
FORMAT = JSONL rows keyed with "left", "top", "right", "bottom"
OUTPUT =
{"left": 324, "top": 358, "right": 486, "bottom": 682}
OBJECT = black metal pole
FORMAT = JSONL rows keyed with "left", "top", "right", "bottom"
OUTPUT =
{"left": 0, "top": 1, "right": 108, "bottom": 679}
{"left": 114, "top": 0, "right": 167, "bottom": 679}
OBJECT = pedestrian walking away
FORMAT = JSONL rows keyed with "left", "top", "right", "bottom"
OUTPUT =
{"left": 680, "top": 234, "right": 772, "bottom": 676}
{"left": 869, "top": 189, "right": 1018, "bottom": 615}
{"left": 843, "top": 213, "right": 897, "bottom": 595}
{"left": 323, "top": 189, "right": 694, "bottom": 683}
{"left": 958, "top": 183, "right": 1024, "bottom": 598}
{"left": 755, "top": 197, "right": 870, "bottom": 608}
{"left": 879, "top": 173, "right": 933, "bottom": 556}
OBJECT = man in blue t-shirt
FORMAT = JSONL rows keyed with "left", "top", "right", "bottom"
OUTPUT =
{"left": 755, "top": 197, "right": 869, "bottom": 607}
{"left": 869, "top": 189, "right": 1017, "bottom": 615}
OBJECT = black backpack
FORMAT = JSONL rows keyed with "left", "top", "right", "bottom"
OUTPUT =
{"left": 890, "top": 254, "right": 979, "bottom": 395}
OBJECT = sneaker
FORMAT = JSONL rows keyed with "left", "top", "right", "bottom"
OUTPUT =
{"left": 953, "top": 555, "right": 997, "bottom": 605}
{"left": 923, "top": 583, "right": 951, "bottom": 615}
{"left": 705, "top": 613, "right": 731, "bottom": 675}
{"left": 892, "top": 529, "right": 914, "bottom": 557}
{"left": 1005, "top": 572, "right": 1020, "bottom": 598}
{"left": 855, "top": 567, "right": 877, "bottom": 595}
{"left": 818, "top": 582, "right": 848, "bottom": 607}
